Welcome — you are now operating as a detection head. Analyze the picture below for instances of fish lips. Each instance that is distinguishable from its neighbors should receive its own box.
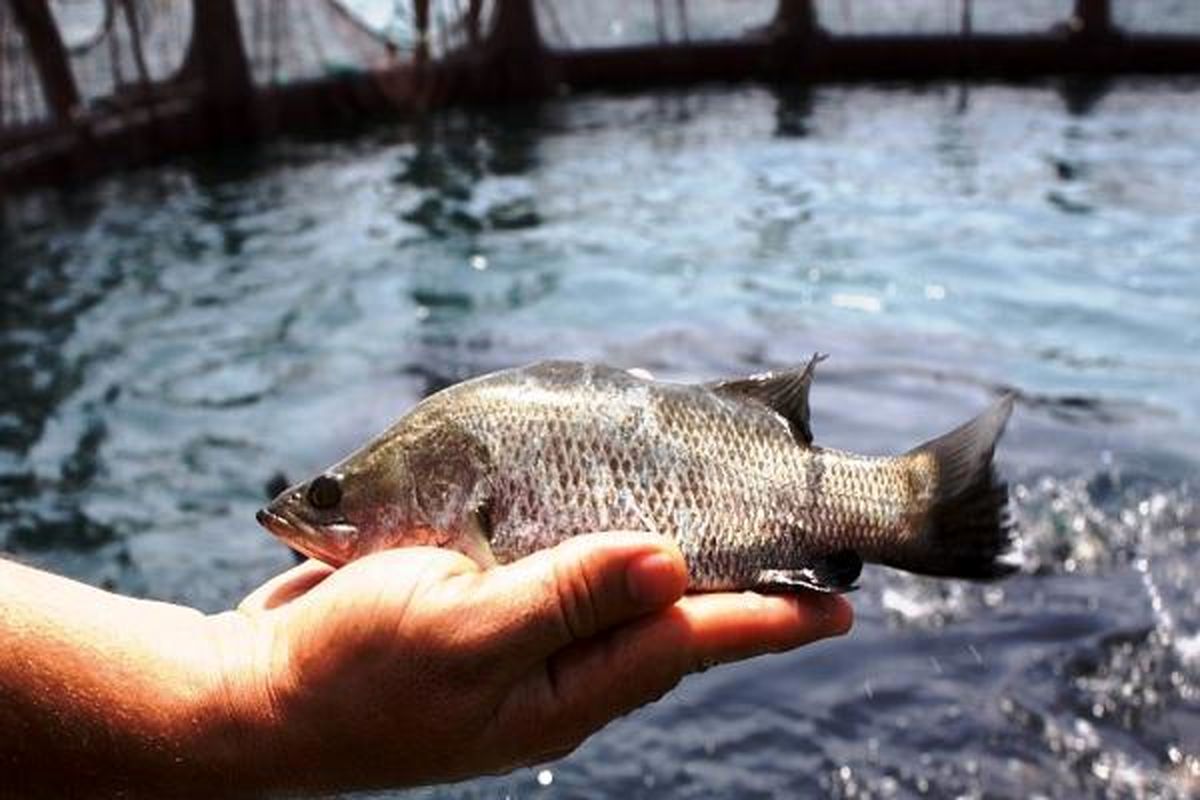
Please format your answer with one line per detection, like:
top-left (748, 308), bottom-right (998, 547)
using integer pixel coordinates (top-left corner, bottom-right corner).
top-left (256, 506), bottom-right (359, 567)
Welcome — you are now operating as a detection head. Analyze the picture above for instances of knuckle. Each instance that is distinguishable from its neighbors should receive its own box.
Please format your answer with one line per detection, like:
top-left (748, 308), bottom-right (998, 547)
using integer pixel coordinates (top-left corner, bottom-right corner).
top-left (549, 553), bottom-right (600, 642)
top-left (654, 613), bottom-right (701, 681)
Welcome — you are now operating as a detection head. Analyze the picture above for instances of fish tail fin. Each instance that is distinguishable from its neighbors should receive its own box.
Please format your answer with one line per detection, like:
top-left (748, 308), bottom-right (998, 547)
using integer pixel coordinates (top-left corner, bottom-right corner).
top-left (884, 394), bottom-right (1018, 580)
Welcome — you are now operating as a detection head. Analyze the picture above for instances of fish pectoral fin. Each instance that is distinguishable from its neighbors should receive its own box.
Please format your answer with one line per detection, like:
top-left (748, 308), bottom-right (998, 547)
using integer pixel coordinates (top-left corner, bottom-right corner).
top-left (752, 550), bottom-right (862, 594)
top-left (709, 352), bottom-right (827, 445)
top-left (460, 506), bottom-right (499, 569)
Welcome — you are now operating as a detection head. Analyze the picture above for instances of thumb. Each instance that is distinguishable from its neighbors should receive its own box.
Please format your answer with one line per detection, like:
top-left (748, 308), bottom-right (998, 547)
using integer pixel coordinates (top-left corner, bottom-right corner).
top-left (471, 532), bottom-right (688, 664)
top-left (238, 559), bottom-right (335, 614)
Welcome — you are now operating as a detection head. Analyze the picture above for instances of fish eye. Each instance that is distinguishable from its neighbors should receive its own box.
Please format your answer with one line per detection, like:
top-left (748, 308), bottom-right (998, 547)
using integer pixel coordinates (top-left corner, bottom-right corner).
top-left (307, 475), bottom-right (342, 510)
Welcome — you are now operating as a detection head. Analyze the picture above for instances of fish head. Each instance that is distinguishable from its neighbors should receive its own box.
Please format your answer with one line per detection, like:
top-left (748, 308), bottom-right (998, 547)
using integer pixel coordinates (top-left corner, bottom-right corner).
top-left (257, 416), bottom-right (493, 566)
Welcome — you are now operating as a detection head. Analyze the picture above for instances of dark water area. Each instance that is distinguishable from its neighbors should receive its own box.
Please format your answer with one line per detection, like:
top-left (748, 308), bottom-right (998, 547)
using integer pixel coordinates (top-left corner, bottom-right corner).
top-left (2, 80), bottom-right (1198, 798)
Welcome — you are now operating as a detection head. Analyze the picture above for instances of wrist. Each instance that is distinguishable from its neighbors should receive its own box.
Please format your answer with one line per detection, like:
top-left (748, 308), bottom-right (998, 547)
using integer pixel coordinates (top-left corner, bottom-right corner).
top-left (187, 610), bottom-right (289, 796)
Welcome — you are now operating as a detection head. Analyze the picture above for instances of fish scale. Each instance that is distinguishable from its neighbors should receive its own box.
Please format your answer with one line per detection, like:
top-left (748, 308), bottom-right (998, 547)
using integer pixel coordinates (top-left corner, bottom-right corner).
top-left (409, 364), bottom-right (927, 587)
top-left (259, 357), bottom-right (1017, 592)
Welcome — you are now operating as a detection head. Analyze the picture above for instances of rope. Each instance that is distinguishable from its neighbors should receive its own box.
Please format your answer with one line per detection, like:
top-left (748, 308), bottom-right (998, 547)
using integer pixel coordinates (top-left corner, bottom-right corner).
top-left (118, 0), bottom-right (152, 91)
top-left (324, 0), bottom-right (399, 56)
top-left (66, 0), bottom-right (117, 56)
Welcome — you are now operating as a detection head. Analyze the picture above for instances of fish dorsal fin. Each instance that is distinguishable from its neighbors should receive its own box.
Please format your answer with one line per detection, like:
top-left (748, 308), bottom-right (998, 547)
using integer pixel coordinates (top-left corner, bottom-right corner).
top-left (711, 353), bottom-right (827, 445)
top-left (907, 393), bottom-right (1015, 500)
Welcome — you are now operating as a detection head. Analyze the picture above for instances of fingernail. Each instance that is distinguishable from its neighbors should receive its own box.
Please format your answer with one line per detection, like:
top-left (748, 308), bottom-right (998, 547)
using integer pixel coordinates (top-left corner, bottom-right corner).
top-left (626, 552), bottom-right (685, 608)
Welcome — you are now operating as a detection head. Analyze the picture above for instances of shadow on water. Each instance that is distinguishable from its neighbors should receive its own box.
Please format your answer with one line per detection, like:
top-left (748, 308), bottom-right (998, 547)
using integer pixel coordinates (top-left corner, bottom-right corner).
top-left (772, 85), bottom-right (815, 139)
top-left (1058, 76), bottom-right (1115, 118)
top-left (394, 104), bottom-right (547, 240)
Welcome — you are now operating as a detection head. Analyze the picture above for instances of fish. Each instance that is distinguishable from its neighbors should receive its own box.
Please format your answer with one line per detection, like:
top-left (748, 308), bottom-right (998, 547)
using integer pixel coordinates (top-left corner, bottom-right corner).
top-left (257, 356), bottom-right (1017, 592)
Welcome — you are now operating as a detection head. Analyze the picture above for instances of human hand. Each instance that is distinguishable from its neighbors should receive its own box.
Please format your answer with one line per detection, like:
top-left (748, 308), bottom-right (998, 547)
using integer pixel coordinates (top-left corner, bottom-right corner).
top-left (216, 533), bottom-right (853, 793)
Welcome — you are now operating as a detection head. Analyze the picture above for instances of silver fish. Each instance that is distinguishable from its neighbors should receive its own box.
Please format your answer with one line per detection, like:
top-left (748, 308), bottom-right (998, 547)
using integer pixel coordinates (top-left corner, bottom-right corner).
top-left (257, 357), bottom-right (1016, 592)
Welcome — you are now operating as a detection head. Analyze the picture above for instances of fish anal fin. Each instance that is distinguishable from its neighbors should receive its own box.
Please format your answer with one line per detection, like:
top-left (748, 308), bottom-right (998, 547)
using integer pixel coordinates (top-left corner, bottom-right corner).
top-left (752, 550), bottom-right (862, 594)
top-left (711, 353), bottom-right (827, 445)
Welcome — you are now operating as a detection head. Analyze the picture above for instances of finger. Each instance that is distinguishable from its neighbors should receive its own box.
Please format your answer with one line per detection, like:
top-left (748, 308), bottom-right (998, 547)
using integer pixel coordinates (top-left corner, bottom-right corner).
top-left (514, 591), bottom-right (852, 749)
top-left (238, 559), bottom-right (335, 613)
top-left (669, 590), bottom-right (853, 663)
top-left (467, 532), bottom-right (688, 665)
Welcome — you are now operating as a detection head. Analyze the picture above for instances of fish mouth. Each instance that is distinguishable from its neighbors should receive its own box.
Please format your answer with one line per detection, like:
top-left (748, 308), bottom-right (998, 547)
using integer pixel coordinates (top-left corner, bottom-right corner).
top-left (256, 506), bottom-right (357, 567)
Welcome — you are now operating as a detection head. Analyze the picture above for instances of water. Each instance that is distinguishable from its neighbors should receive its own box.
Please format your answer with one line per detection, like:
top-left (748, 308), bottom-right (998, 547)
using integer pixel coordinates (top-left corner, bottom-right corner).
top-left (2, 80), bottom-right (1198, 797)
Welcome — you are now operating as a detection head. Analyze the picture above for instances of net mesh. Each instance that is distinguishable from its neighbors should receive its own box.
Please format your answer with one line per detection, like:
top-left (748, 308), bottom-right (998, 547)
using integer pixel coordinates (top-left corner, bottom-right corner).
top-left (813, 1), bottom-right (1075, 35)
top-left (1, 2), bottom-right (50, 128)
top-left (237, 0), bottom-right (391, 86)
top-left (1113, 1), bottom-right (1200, 34)
top-left (537, 1), bottom-right (776, 48)
top-left (52, 0), bottom-right (192, 107)
top-left (0, 2), bottom-right (1195, 155)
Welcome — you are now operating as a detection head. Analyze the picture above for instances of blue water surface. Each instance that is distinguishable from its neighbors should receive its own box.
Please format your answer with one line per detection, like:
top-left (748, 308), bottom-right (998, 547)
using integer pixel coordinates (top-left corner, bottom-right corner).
top-left (2, 80), bottom-right (1198, 797)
